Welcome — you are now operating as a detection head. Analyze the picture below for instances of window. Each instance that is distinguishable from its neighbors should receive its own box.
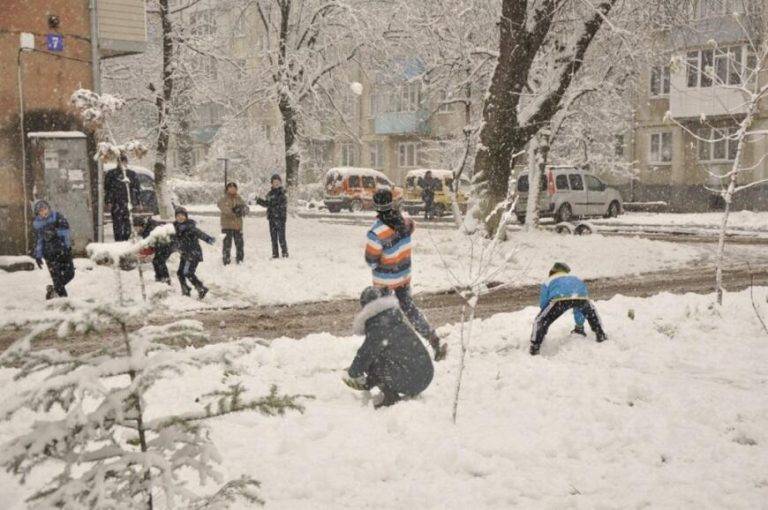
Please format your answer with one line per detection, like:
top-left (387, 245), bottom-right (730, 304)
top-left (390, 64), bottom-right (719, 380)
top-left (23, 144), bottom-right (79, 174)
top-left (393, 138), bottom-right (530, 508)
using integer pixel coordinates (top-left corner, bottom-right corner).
top-left (233, 14), bottom-right (246, 38)
top-left (375, 176), bottom-right (391, 188)
top-left (438, 90), bottom-right (457, 113)
top-left (585, 175), bottom-right (604, 192)
top-left (348, 175), bottom-right (361, 188)
top-left (397, 142), bottom-right (419, 168)
top-left (340, 143), bottom-right (357, 166)
top-left (555, 174), bottom-right (570, 190)
top-left (569, 174), bottom-right (584, 190)
top-left (377, 82), bottom-right (422, 114)
top-left (686, 46), bottom-right (745, 88)
top-left (697, 0), bottom-right (746, 18)
top-left (516, 175), bottom-right (547, 192)
top-left (614, 134), bottom-right (625, 157)
top-left (362, 176), bottom-right (376, 189)
top-left (369, 92), bottom-right (379, 117)
top-left (649, 132), bottom-right (673, 163)
top-left (234, 58), bottom-right (246, 80)
top-left (191, 9), bottom-right (216, 36)
top-left (698, 127), bottom-right (738, 161)
top-left (368, 142), bottom-right (384, 168)
top-left (650, 65), bottom-right (670, 96)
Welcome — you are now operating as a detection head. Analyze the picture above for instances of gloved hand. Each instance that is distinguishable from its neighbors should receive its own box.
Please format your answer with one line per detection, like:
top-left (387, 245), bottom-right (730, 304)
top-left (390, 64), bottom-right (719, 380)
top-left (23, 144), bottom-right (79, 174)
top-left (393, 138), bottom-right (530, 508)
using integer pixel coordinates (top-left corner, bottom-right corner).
top-left (206, 238), bottom-right (216, 246)
top-left (342, 374), bottom-right (368, 391)
top-left (35, 258), bottom-right (44, 269)
top-left (571, 325), bottom-right (586, 336)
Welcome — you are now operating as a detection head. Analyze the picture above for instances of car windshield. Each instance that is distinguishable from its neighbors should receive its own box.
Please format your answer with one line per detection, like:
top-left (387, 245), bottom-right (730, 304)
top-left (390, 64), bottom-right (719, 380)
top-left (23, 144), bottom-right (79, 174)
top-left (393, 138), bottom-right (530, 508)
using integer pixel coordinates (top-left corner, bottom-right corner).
top-left (517, 175), bottom-right (547, 192)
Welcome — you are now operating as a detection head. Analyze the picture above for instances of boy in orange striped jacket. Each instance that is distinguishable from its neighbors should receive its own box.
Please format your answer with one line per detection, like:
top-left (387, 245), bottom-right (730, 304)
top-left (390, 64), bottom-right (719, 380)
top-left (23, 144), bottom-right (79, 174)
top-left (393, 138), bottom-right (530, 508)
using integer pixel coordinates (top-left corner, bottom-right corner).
top-left (365, 188), bottom-right (447, 361)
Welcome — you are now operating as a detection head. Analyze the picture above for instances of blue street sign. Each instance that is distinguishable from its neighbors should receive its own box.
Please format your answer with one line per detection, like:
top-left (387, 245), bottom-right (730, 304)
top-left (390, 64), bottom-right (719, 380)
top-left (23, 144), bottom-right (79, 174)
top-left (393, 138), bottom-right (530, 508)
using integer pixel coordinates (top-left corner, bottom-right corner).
top-left (46, 34), bottom-right (64, 52)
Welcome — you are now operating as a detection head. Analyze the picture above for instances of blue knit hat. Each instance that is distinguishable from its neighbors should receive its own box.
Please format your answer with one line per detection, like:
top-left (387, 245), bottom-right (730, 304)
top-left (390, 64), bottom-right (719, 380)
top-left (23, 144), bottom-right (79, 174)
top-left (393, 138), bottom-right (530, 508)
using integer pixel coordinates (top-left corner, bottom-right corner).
top-left (33, 200), bottom-right (51, 216)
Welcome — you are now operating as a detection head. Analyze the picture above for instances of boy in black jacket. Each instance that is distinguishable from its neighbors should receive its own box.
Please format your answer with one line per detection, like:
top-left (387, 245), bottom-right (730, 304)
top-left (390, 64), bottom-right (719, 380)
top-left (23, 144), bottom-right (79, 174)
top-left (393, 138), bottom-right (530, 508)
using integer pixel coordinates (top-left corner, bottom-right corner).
top-left (256, 174), bottom-right (288, 258)
top-left (172, 207), bottom-right (215, 298)
top-left (133, 216), bottom-right (174, 284)
top-left (343, 286), bottom-right (434, 408)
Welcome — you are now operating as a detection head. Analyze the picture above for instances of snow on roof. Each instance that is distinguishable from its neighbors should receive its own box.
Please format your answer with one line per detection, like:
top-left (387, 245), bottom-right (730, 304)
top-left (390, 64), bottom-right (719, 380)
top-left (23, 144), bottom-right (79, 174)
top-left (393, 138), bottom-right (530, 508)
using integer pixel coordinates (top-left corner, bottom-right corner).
top-left (104, 163), bottom-right (154, 178)
top-left (326, 167), bottom-right (391, 181)
top-left (405, 168), bottom-right (453, 178)
top-left (27, 131), bottom-right (87, 139)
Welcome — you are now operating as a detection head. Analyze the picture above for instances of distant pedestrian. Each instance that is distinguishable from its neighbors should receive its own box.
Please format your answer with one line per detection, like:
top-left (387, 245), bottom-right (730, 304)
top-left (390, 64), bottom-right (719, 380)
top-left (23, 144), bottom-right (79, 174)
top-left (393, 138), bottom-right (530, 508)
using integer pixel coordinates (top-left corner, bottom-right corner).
top-left (365, 188), bottom-right (447, 361)
top-left (256, 174), bottom-right (288, 258)
top-left (217, 182), bottom-right (249, 265)
top-left (172, 207), bottom-right (215, 298)
top-left (418, 170), bottom-right (438, 221)
top-left (32, 200), bottom-right (75, 299)
top-left (133, 216), bottom-right (174, 284)
top-left (343, 286), bottom-right (434, 408)
top-left (105, 153), bottom-right (141, 241)
top-left (530, 262), bottom-right (608, 356)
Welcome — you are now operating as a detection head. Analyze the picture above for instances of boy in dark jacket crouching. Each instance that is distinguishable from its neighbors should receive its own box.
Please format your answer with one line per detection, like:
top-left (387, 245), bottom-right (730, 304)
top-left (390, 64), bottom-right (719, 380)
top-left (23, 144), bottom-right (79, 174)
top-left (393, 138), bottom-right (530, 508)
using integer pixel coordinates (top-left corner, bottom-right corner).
top-left (343, 286), bottom-right (434, 408)
top-left (32, 200), bottom-right (75, 299)
top-left (173, 207), bottom-right (215, 298)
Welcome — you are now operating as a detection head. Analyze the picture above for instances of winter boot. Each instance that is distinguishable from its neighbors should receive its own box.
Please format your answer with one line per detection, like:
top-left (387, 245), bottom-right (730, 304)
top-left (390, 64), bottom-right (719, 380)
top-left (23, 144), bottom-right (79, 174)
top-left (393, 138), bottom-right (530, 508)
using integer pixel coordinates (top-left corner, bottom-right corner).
top-left (180, 284), bottom-right (192, 297)
top-left (196, 284), bottom-right (209, 300)
top-left (374, 389), bottom-right (401, 409)
top-left (571, 325), bottom-right (586, 336)
top-left (529, 344), bottom-right (540, 356)
top-left (428, 334), bottom-right (448, 362)
top-left (160, 277), bottom-right (172, 286)
top-left (45, 285), bottom-right (55, 300)
top-left (596, 332), bottom-right (608, 343)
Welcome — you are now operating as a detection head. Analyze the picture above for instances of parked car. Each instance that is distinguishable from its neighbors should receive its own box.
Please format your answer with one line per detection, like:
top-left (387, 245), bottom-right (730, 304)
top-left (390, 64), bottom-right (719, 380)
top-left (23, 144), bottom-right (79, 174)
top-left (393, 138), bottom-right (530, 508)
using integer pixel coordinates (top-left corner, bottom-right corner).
top-left (514, 166), bottom-right (622, 223)
top-left (323, 167), bottom-right (403, 213)
top-left (103, 163), bottom-right (159, 216)
top-left (401, 169), bottom-right (470, 217)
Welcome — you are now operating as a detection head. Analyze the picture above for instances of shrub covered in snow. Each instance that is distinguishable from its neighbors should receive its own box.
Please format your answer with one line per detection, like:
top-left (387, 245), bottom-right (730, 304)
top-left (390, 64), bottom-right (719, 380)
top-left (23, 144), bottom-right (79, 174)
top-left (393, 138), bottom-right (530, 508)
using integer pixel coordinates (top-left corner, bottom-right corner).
top-left (0, 297), bottom-right (307, 508)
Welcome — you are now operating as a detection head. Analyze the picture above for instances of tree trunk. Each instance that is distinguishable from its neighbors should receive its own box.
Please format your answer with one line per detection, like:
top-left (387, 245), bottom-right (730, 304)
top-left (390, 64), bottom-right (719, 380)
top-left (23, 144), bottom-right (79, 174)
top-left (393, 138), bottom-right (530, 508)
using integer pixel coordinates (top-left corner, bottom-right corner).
top-left (155, 0), bottom-right (175, 219)
top-left (279, 95), bottom-right (301, 190)
top-left (473, 0), bottom-right (617, 234)
top-left (524, 138), bottom-right (541, 231)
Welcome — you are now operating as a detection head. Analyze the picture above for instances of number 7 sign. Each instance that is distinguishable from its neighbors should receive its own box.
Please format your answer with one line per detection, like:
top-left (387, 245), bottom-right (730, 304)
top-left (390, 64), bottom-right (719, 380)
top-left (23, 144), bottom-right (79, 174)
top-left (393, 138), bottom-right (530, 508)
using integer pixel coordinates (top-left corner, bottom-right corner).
top-left (46, 34), bottom-right (64, 52)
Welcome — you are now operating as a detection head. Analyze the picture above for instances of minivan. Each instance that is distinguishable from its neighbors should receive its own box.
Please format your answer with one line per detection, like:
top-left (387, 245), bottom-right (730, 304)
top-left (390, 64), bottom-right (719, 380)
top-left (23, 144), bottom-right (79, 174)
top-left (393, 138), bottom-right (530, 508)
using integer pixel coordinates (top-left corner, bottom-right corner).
top-left (323, 167), bottom-right (403, 212)
top-left (514, 166), bottom-right (622, 223)
top-left (402, 169), bottom-right (470, 217)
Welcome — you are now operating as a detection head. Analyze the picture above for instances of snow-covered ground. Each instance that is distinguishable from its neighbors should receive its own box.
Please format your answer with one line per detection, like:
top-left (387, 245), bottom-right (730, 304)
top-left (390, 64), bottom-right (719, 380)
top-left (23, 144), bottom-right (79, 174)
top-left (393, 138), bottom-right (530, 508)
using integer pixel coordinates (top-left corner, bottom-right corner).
top-left (1, 215), bottom-right (761, 326)
top-left (601, 211), bottom-right (768, 232)
top-left (0, 215), bottom-right (734, 325)
top-left (1, 289), bottom-right (766, 508)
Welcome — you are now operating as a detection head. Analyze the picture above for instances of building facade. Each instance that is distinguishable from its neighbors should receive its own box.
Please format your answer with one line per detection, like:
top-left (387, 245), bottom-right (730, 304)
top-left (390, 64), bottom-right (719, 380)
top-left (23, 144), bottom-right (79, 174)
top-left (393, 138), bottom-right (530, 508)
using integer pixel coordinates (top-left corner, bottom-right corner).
top-left (632, 1), bottom-right (768, 212)
top-left (0, 0), bottom-right (146, 255)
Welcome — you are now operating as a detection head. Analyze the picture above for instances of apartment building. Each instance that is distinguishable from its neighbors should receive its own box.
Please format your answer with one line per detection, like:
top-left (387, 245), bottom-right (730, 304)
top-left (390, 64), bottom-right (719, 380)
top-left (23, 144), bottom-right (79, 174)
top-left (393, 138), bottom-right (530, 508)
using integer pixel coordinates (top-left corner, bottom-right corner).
top-left (632, 0), bottom-right (768, 211)
top-left (0, 0), bottom-right (147, 255)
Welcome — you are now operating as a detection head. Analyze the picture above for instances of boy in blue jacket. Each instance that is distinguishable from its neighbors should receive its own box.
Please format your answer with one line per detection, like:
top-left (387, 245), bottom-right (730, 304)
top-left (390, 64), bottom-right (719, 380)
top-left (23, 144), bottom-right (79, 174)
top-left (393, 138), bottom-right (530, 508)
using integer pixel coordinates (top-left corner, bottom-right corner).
top-left (530, 262), bottom-right (607, 355)
top-left (32, 200), bottom-right (76, 299)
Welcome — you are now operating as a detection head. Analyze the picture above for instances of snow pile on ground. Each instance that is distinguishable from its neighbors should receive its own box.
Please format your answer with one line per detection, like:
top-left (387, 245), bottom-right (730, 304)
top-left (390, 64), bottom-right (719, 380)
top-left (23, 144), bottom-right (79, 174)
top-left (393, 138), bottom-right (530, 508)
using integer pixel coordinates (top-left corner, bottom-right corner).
top-left (602, 211), bottom-right (768, 232)
top-left (1, 289), bottom-right (766, 508)
top-left (0, 216), bottom-right (746, 324)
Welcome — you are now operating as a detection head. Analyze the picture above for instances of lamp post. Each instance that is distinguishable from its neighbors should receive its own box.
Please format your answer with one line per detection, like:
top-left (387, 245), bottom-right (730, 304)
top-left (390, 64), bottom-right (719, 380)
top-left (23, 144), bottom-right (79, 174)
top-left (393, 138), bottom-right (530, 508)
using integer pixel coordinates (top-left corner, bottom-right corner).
top-left (18, 34), bottom-right (35, 254)
top-left (218, 157), bottom-right (229, 189)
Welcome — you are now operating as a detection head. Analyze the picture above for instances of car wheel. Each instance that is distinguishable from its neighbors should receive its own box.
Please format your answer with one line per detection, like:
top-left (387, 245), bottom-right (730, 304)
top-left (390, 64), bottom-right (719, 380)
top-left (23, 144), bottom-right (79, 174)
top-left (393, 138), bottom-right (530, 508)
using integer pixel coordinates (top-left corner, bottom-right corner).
top-left (606, 201), bottom-right (621, 218)
top-left (350, 199), bottom-right (363, 212)
top-left (555, 203), bottom-right (572, 223)
top-left (328, 205), bottom-right (340, 213)
top-left (516, 214), bottom-right (526, 224)
top-left (434, 204), bottom-right (446, 217)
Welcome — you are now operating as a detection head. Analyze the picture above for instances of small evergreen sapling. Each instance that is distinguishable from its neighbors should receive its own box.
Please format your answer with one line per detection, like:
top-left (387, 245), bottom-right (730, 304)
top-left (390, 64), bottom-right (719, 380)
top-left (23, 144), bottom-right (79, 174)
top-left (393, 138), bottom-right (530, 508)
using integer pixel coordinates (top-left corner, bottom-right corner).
top-left (0, 298), bottom-right (306, 508)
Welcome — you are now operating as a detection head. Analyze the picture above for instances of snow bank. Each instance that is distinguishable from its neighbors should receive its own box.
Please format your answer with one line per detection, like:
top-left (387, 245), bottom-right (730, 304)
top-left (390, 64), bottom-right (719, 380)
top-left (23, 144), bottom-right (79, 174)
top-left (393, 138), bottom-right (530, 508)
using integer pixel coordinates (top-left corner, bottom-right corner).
top-left (1, 290), bottom-right (766, 508)
top-left (603, 211), bottom-right (768, 232)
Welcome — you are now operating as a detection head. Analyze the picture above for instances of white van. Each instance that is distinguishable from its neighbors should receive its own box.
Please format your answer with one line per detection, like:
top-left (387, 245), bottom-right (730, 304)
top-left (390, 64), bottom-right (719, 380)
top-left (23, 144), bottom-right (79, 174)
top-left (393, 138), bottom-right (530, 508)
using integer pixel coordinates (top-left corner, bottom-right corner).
top-left (514, 166), bottom-right (623, 223)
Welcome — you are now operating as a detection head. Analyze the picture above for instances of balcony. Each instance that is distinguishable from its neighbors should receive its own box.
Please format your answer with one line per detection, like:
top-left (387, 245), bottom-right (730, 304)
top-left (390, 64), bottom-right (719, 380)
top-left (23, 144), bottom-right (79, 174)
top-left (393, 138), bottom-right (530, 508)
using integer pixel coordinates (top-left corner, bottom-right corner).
top-left (98, 0), bottom-right (147, 57)
top-left (374, 111), bottom-right (429, 135)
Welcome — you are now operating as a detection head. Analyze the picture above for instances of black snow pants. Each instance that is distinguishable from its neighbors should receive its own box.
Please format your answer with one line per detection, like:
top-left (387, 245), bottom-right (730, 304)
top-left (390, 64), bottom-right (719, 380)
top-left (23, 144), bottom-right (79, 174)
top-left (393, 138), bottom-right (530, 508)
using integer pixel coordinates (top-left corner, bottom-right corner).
top-left (153, 245), bottom-right (172, 282)
top-left (222, 229), bottom-right (244, 263)
top-left (47, 255), bottom-right (75, 297)
top-left (393, 286), bottom-right (435, 340)
top-left (177, 256), bottom-right (204, 292)
top-left (530, 299), bottom-right (605, 350)
top-left (111, 207), bottom-right (132, 242)
top-left (269, 219), bottom-right (288, 258)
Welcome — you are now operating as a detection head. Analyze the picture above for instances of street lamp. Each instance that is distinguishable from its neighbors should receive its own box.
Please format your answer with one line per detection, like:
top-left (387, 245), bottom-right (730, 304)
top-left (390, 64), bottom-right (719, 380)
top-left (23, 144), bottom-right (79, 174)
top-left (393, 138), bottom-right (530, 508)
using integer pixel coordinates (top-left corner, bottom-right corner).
top-left (218, 157), bottom-right (229, 189)
top-left (18, 33), bottom-right (35, 253)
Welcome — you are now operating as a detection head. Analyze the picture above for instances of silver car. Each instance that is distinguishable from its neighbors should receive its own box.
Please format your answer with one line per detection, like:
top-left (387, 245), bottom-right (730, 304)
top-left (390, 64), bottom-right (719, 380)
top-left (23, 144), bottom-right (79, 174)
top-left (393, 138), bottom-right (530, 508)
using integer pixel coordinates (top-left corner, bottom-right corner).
top-left (514, 166), bottom-right (623, 223)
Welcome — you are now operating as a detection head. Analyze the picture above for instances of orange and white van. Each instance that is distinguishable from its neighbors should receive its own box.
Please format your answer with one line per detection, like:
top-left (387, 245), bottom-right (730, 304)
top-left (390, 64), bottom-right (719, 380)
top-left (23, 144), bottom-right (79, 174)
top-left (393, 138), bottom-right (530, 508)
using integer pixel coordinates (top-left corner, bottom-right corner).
top-left (323, 167), bottom-right (403, 213)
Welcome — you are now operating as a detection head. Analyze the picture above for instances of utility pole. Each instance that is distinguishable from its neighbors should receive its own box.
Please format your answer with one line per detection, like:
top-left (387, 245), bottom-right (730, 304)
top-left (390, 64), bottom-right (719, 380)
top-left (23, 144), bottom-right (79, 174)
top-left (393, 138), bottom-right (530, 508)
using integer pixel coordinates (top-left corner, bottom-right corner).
top-left (89, 0), bottom-right (104, 242)
top-left (218, 158), bottom-right (229, 188)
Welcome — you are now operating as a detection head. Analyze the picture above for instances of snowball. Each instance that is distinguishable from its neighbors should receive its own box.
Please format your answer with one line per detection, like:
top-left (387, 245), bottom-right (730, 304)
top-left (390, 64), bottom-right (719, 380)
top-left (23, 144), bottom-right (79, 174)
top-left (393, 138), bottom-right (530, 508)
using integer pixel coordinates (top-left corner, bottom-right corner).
top-left (350, 82), bottom-right (364, 96)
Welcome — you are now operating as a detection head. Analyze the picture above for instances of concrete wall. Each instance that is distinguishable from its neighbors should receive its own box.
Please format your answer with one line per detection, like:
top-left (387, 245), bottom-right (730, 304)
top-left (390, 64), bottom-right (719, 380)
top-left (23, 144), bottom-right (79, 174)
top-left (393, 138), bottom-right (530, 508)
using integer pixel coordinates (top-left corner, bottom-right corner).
top-left (0, 0), bottom-right (94, 255)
